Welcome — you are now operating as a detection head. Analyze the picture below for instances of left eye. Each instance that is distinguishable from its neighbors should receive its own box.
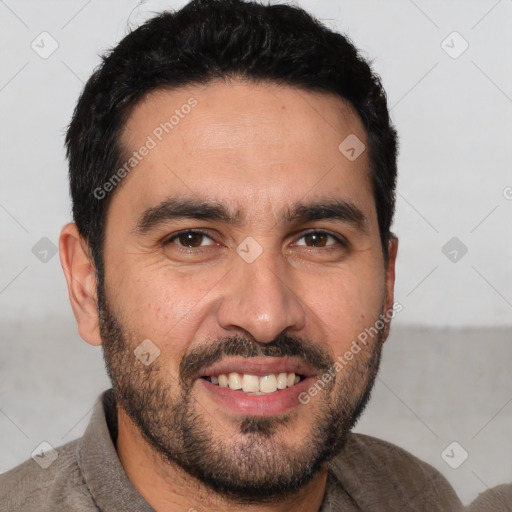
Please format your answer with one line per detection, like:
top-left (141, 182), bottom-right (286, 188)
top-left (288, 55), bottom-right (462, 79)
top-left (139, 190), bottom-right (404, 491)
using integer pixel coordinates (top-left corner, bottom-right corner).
top-left (166, 231), bottom-right (215, 248)
top-left (294, 232), bottom-right (341, 248)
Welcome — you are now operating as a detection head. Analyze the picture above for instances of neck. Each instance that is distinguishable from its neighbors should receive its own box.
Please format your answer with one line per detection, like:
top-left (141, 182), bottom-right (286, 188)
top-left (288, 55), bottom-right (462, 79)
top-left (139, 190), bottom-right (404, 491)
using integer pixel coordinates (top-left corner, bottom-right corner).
top-left (116, 407), bottom-right (329, 512)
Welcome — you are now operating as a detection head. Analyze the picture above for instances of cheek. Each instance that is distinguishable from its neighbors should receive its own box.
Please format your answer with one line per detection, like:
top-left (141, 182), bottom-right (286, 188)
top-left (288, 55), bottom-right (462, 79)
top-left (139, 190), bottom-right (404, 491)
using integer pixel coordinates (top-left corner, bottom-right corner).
top-left (303, 265), bottom-right (385, 345)
top-left (109, 263), bottom-right (224, 348)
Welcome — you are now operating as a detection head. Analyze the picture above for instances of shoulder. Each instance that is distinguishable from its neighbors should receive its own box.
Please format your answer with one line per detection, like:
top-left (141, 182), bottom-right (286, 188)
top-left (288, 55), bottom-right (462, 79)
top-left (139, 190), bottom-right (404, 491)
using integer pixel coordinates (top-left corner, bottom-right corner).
top-left (0, 439), bottom-right (94, 512)
top-left (466, 484), bottom-right (512, 512)
top-left (327, 432), bottom-right (463, 511)
top-left (338, 432), bottom-right (441, 472)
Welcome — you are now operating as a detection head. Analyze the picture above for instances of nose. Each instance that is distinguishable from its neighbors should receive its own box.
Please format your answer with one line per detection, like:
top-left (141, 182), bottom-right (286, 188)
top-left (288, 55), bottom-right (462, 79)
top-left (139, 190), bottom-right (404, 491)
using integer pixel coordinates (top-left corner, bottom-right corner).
top-left (216, 251), bottom-right (306, 343)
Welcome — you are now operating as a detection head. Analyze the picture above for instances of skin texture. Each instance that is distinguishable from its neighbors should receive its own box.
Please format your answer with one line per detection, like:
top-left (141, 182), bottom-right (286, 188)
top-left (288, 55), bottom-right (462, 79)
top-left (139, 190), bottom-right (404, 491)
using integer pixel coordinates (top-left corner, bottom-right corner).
top-left (60, 79), bottom-right (398, 512)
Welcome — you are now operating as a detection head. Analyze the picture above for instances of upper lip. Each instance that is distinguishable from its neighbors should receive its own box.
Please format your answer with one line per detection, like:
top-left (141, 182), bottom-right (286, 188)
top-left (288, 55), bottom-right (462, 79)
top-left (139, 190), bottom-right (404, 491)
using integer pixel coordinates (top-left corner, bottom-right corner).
top-left (197, 357), bottom-right (318, 379)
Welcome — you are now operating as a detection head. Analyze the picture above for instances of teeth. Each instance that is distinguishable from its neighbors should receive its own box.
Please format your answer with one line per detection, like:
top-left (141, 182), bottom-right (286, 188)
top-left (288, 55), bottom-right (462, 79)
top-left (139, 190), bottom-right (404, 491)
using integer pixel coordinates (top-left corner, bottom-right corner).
top-left (228, 372), bottom-right (243, 390)
top-left (242, 374), bottom-right (259, 392)
top-left (259, 375), bottom-right (278, 393)
top-left (206, 372), bottom-right (303, 393)
top-left (277, 372), bottom-right (288, 389)
top-left (218, 374), bottom-right (229, 388)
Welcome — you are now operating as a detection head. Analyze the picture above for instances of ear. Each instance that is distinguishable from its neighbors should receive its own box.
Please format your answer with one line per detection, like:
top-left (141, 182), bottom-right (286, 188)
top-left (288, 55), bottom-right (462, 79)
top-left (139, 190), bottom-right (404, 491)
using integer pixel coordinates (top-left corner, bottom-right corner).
top-left (382, 235), bottom-right (399, 343)
top-left (59, 223), bottom-right (102, 346)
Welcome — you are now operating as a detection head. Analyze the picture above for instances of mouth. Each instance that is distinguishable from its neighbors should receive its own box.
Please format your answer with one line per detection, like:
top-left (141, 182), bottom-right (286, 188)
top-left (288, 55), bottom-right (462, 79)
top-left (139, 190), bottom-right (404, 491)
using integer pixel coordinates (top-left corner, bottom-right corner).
top-left (201, 372), bottom-right (306, 395)
top-left (195, 357), bottom-right (318, 416)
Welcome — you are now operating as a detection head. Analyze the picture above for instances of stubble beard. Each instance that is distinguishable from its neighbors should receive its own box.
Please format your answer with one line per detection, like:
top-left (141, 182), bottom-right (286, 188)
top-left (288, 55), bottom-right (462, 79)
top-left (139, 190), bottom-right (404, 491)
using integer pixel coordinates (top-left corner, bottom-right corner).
top-left (97, 281), bottom-right (384, 505)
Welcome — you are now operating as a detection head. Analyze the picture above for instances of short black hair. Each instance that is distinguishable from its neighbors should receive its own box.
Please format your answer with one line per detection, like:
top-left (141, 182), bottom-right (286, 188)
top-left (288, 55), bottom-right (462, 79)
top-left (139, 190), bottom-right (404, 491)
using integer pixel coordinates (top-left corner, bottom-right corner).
top-left (66, 0), bottom-right (398, 279)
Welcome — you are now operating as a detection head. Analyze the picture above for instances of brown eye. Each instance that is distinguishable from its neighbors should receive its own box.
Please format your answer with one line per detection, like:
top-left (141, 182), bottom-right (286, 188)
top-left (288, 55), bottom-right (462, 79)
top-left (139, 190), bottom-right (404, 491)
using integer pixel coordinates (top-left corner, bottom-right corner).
top-left (295, 231), bottom-right (341, 248)
top-left (167, 231), bottom-right (214, 248)
top-left (304, 232), bottom-right (328, 247)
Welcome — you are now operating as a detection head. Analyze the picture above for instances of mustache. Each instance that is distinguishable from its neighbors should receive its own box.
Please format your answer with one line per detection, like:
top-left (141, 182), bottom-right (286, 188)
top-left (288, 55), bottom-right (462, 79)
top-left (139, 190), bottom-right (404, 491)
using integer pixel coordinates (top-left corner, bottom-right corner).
top-left (179, 332), bottom-right (334, 387)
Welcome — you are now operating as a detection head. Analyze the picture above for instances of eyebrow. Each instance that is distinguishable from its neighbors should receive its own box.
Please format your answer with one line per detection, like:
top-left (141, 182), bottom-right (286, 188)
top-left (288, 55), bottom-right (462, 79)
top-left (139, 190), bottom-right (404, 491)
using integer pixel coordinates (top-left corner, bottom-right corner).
top-left (134, 196), bottom-right (368, 235)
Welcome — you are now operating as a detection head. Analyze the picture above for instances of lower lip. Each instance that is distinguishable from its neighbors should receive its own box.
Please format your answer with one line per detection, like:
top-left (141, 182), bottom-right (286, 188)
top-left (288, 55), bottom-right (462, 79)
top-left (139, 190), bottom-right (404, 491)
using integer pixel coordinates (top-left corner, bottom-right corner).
top-left (197, 377), bottom-right (315, 416)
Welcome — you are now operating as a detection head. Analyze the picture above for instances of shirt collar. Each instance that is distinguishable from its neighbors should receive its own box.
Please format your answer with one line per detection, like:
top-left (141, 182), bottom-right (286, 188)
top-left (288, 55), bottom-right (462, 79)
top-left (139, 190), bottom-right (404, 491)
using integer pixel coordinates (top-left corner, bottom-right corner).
top-left (76, 389), bottom-right (155, 512)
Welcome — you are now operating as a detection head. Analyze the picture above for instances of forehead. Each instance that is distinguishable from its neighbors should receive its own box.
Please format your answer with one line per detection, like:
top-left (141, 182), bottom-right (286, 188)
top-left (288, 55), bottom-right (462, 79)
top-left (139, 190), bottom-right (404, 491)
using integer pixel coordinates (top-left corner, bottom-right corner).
top-left (112, 79), bottom-right (375, 229)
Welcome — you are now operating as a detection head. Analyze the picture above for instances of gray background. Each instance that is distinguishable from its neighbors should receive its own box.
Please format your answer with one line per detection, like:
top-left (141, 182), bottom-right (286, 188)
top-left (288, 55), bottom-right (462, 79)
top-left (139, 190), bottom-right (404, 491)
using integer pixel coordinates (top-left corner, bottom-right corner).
top-left (0, 0), bottom-right (511, 505)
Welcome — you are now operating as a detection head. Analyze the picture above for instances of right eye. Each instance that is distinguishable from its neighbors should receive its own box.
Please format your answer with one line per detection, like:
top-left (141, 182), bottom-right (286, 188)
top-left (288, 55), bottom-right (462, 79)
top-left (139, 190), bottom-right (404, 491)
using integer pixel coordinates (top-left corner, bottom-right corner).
top-left (165, 230), bottom-right (216, 248)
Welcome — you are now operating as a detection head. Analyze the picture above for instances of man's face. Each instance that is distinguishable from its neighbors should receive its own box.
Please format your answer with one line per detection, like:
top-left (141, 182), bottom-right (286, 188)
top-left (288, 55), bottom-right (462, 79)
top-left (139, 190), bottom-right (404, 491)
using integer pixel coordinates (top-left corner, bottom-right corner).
top-left (97, 80), bottom-right (395, 502)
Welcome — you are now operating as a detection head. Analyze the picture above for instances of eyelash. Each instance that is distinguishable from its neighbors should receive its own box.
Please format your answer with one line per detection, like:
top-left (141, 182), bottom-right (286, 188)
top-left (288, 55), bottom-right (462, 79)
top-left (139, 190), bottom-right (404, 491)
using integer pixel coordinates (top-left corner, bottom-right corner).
top-left (164, 229), bottom-right (348, 251)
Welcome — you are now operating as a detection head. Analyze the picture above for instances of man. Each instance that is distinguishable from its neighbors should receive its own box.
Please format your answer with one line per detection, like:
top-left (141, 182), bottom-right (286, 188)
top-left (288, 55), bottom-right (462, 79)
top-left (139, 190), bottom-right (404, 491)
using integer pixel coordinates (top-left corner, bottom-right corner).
top-left (0, 0), bottom-right (464, 510)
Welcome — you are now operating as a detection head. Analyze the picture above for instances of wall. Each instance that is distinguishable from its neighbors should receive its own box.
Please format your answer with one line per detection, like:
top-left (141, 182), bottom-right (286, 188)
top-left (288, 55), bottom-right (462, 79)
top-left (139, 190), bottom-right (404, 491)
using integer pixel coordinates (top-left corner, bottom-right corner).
top-left (1, 0), bottom-right (511, 326)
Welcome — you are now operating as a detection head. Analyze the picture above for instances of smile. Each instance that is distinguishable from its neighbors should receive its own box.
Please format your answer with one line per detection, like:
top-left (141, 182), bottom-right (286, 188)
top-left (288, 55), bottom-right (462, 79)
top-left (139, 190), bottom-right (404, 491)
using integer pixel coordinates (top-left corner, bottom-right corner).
top-left (196, 357), bottom-right (317, 416)
top-left (201, 372), bottom-right (306, 394)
